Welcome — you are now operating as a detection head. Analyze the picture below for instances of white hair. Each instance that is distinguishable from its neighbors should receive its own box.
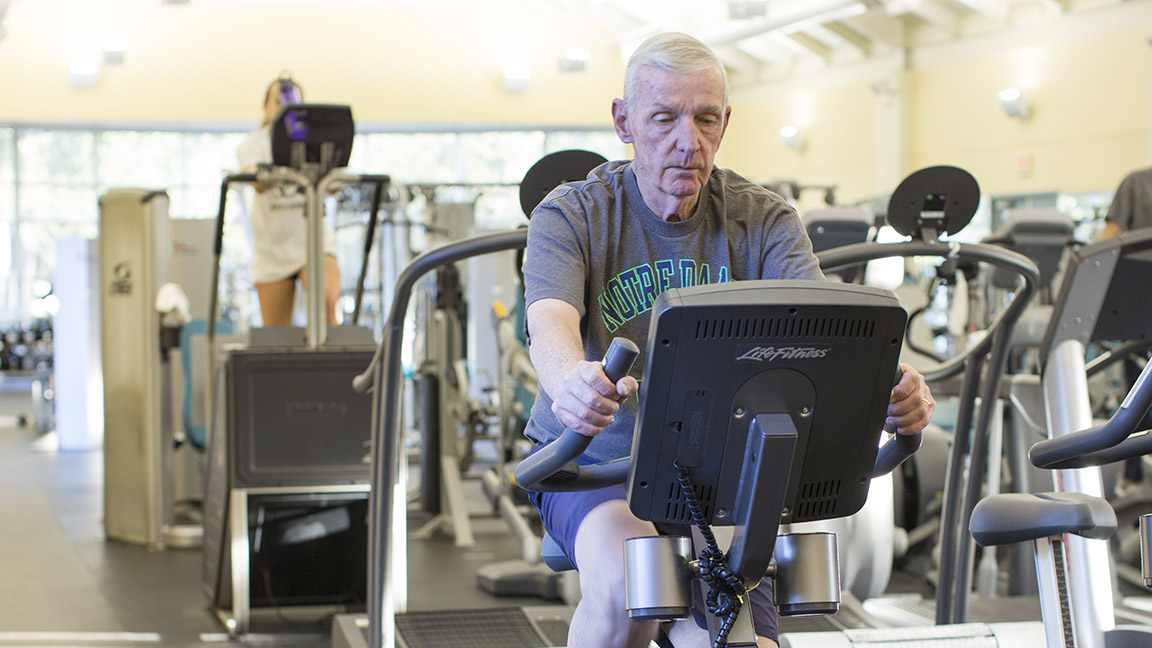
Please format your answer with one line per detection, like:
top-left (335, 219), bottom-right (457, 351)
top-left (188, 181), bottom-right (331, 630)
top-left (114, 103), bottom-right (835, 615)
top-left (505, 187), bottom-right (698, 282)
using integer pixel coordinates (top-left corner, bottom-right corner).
top-left (623, 32), bottom-right (729, 110)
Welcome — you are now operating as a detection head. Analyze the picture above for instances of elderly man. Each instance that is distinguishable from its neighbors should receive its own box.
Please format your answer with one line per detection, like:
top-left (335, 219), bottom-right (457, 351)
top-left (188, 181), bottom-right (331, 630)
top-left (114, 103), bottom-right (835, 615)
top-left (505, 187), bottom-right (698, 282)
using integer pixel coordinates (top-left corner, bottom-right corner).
top-left (521, 32), bottom-right (935, 648)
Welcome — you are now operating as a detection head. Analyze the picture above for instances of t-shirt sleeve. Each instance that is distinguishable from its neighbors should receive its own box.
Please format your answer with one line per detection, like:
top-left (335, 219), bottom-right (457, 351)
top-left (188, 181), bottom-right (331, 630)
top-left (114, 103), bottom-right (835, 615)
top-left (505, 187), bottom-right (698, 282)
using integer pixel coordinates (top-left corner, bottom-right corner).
top-left (523, 190), bottom-right (590, 318)
top-left (760, 202), bottom-right (825, 281)
top-left (1106, 172), bottom-right (1137, 231)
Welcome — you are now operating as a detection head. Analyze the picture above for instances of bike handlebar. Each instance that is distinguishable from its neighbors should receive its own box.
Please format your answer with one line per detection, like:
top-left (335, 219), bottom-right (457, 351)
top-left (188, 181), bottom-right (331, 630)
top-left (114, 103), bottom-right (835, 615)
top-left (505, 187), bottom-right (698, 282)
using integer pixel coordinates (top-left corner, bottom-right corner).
top-left (513, 338), bottom-right (639, 491)
top-left (1030, 360), bottom-right (1152, 470)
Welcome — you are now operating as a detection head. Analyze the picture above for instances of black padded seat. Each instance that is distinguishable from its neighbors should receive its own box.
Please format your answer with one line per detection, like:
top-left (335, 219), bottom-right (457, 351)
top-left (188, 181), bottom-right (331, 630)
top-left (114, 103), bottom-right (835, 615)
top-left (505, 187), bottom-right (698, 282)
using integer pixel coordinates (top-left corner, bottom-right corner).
top-left (970, 491), bottom-right (1117, 546)
top-left (804, 207), bottom-right (873, 251)
top-left (804, 207), bottom-right (873, 282)
top-left (984, 209), bottom-right (1074, 292)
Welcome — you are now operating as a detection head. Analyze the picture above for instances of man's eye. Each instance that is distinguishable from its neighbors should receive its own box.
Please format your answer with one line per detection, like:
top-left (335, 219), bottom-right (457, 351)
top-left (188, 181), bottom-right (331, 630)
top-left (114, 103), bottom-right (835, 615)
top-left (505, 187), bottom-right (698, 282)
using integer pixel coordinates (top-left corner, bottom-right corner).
top-left (653, 114), bottom-right (674, 123)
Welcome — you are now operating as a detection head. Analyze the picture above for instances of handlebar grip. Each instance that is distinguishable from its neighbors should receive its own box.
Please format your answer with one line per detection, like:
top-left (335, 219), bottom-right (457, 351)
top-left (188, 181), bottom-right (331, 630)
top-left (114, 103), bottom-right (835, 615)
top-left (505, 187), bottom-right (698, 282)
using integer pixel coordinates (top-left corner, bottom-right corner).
top-left (513, 337), bottom-right (639, 491)
top-left (602, 338), bottom-right (640, 383)
top-left (873, 431), bottom-right (922, 478)
top-left (871, 365), bottom-right (920, 478)
top-left (1031, 360), bottom-right (1152, 469)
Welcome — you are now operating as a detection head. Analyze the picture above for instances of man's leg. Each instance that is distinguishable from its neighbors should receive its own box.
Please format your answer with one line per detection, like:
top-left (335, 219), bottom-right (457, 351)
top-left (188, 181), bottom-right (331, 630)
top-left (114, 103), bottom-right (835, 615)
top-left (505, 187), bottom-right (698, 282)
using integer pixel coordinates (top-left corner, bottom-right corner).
top-left (535, 487), bottom-right (781, 648)
top-left (568, 499), bottom-right (660, 648)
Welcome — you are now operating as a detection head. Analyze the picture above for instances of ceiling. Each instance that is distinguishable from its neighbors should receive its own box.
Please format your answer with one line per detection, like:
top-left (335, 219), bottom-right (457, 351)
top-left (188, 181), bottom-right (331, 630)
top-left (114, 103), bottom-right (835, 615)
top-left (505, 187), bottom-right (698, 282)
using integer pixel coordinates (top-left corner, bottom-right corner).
top-left (0, 0), bottom-right (1101, 88)
top-left (538, 0), bottom-right (1076, 86)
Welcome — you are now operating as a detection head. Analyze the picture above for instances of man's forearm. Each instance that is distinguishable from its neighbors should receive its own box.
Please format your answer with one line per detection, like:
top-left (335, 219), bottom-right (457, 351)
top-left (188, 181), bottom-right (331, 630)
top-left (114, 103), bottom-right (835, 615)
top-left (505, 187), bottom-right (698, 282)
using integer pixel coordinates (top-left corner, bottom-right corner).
top-left (526, 301), bottom-right (586, 399)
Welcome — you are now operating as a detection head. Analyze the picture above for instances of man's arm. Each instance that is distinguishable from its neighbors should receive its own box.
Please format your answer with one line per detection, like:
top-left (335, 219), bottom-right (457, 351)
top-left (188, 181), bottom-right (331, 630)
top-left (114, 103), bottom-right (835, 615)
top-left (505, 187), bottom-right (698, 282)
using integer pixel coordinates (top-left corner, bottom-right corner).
top-left (526, 298), bottom-right (637, 437)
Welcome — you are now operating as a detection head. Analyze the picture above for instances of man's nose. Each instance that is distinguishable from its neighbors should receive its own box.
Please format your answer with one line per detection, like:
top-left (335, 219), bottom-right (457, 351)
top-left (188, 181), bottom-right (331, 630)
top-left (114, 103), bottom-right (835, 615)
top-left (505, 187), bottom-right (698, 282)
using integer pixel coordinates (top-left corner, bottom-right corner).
top-left (672, 118), bottom-right (702, 152)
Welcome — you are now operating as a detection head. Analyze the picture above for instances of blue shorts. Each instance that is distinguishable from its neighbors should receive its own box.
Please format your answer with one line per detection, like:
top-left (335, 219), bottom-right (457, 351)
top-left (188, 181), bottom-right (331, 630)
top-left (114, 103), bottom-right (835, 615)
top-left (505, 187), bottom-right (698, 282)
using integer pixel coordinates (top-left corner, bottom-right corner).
top-left (527, 484), bottom-right (779, 641)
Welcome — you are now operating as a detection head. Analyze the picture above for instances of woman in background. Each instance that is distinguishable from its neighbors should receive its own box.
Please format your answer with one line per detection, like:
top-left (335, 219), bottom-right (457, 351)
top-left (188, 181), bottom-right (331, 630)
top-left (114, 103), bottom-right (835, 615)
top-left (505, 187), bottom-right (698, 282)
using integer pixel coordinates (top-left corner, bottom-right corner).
top-left (236, 76), bottom-right (341, 326)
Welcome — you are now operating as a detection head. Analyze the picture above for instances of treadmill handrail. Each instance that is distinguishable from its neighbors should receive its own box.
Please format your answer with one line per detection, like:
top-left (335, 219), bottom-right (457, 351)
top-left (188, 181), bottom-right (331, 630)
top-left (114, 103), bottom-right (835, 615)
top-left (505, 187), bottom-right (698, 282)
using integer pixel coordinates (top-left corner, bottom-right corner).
top-left (351, 229), bottom-right (528, 393)
top-left (1030, 359), bottom-right (1152, 469)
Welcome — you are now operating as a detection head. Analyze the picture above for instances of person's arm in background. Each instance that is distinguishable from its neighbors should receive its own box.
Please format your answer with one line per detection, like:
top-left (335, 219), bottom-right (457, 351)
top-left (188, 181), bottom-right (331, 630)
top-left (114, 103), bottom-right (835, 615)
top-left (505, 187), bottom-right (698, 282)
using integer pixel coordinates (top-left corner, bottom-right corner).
top-left (244, 166), bottom-right (273, 194)
top-left (237, 130), bottom-right (273, 194)
top-left (1100, 221), bottom-right (1124, 240)
top-left (1101, 171), bottom-right (1136, 240)
top-left (526, 298), bottom-right (637, 437)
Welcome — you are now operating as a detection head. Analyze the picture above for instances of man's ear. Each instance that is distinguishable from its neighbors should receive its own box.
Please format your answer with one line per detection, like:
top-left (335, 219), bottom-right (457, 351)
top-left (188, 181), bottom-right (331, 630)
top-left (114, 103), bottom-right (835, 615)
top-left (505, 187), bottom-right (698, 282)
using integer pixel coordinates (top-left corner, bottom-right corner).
top-left (720, 105), bottom-right (732, 141)
top-left (612, 98), bottom-right (633, 144)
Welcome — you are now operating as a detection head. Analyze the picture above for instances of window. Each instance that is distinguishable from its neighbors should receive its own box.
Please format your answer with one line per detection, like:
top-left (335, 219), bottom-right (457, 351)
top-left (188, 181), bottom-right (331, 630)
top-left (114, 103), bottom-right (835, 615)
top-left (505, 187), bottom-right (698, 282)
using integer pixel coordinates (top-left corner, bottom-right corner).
top-left (0, 123), bottom-right (625, 330)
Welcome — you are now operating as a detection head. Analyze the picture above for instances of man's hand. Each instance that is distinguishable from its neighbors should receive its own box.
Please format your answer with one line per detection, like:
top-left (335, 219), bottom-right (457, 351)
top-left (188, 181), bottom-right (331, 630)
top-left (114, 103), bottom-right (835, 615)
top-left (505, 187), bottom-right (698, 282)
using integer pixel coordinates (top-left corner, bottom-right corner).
top-left (887, 362), bottom-right (935, 436)
top-left (551, 360), bottom-right (638, 437)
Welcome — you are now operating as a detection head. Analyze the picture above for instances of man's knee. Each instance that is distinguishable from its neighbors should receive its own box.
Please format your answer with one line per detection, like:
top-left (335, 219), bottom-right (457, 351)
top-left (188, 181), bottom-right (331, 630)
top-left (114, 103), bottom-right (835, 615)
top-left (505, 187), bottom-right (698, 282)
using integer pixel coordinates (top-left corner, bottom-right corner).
top-left (574, 499), bottom-right (654, 557)
top-left (573, 499), bottom-right (654, 600)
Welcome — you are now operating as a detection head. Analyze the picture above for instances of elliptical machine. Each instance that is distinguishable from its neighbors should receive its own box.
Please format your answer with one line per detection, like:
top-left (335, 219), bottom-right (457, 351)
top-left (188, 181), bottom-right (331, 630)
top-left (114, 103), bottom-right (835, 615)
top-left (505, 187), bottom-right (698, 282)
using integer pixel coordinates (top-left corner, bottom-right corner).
top-left (972, 227), bottom-right (1152, 648)
top-left (816, 166), bottom-right (1041, 628)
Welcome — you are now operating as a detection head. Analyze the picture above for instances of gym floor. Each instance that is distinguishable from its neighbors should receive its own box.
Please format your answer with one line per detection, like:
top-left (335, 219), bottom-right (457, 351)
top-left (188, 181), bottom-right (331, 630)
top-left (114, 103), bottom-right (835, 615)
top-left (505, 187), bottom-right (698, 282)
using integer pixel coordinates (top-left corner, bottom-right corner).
top-left (0, 391), bottom-right (545, 647)
top-left (0, 385), bottom-right (1025, 648)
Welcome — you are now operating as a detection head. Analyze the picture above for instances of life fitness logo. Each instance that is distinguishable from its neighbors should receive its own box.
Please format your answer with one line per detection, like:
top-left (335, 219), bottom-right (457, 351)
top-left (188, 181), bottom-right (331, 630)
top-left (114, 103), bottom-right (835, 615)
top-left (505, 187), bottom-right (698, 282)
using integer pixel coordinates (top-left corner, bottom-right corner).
top-left (736, 344), bottom-right (831, 363)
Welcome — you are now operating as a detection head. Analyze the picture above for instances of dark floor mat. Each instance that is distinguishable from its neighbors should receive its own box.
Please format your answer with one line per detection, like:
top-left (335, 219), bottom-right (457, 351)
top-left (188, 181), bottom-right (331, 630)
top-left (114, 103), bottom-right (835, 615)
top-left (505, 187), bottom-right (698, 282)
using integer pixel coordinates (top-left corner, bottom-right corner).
top-left (396, 608), bottom-right (552, 648)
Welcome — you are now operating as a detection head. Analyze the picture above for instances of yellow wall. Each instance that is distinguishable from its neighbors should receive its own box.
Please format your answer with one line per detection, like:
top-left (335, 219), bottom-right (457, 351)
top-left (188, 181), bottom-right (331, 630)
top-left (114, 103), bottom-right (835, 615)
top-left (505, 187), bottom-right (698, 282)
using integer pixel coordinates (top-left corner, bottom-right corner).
top-left (723, 7), bottom-right (1152, 204)
top-left (0, 2), bottom-right (625, 127)
top-left (2, 1), bottom-right (1150, 201)
top-left (723, 80), bottom-right (879, 208)
top-left (911, 26), bottom-right (1151, 196)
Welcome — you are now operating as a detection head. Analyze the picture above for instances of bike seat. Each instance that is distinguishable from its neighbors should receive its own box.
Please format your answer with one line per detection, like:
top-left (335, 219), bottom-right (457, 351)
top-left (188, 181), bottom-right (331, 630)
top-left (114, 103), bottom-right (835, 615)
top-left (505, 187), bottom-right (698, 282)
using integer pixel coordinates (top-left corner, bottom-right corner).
top-left (970, 491), bottom-right (1117, 546)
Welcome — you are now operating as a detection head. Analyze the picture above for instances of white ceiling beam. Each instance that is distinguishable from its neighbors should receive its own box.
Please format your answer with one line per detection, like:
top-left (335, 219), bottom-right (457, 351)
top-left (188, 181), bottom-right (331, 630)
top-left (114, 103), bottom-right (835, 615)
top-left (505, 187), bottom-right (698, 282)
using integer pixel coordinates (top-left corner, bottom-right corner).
top-left (843, 10), bottom-right (905, 49)
top-left (736, 36), bottom-right (802, 69)
top-left (787, 32), bottom-right (833, 62)
top-left (952, 0), bottom-right (1008, 25)
top-left (701, 0), bottom-right (864, 47)
top-left (823, 20), bottom-right (874, 56)
top-left (766, 32), bottom-right (822, 58)
top-left (712, 43), bottom-right (769, 75)
top-left (885, 0), bottom-right (958, 36)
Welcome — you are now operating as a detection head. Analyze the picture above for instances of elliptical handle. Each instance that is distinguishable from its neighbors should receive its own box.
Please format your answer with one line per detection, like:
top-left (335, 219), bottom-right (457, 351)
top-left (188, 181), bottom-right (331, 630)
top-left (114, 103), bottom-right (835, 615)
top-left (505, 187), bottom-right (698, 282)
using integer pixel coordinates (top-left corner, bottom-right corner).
top-left (1030, 359), bottom-right (1152, 469)
top-left (513, 337), bottom-right (639, 491)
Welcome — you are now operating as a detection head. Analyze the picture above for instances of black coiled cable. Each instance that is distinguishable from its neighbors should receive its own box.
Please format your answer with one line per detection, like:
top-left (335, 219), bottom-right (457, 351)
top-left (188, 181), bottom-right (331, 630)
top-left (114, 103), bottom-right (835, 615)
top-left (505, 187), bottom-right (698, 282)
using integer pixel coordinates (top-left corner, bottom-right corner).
top-left (675, 465), bottom-right (746, 648)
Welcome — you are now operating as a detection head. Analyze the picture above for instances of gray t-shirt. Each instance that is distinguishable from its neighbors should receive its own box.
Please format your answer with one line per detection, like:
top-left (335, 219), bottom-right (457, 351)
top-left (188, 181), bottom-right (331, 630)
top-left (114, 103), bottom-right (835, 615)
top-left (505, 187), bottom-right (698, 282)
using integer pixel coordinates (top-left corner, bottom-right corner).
top-left (1106, 167), bottom-right (1152, 232)
top-left (522, 160), bottom-right (823, 463)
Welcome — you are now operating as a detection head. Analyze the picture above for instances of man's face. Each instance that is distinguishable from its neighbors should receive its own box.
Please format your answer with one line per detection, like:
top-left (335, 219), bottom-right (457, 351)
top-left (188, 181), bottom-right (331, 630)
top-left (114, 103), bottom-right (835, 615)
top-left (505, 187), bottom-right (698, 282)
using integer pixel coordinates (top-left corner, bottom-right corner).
top-left (614, 64), bottom-right (730, 209)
